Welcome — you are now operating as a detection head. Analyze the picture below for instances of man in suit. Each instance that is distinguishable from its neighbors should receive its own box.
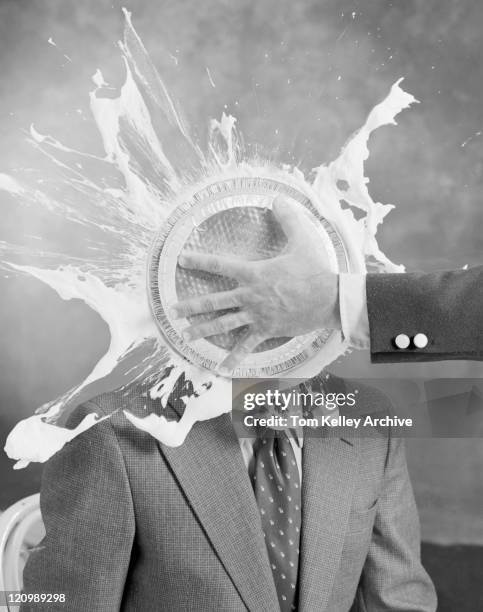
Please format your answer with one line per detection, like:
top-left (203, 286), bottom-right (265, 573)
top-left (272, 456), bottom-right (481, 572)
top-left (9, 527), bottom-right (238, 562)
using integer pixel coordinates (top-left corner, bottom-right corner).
top-left (22, 375), bottom-right (436, 611)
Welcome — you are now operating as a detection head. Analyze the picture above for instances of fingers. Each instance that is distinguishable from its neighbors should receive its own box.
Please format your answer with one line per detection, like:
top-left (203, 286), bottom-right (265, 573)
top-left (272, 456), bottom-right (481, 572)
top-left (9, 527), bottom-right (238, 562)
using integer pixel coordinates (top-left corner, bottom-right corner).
top-left (170, 288), bottom-right (248, 319)
top-left (218, 331), bottom-right (264, 374)
top-left (182, 311), bottom-right (253, 342)
top-left (179, 251), bottom-right (252, 281)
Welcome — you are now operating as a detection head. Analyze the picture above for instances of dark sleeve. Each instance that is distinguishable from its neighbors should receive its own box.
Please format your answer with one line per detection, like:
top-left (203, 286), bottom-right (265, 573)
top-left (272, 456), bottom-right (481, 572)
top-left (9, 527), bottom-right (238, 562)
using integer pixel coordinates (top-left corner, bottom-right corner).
top-left (355, 437), bottom-right (437, 611)
top-left (21, 401), bottom-right (135, 612)
top-left (366, 266), bottom-right (483, 362)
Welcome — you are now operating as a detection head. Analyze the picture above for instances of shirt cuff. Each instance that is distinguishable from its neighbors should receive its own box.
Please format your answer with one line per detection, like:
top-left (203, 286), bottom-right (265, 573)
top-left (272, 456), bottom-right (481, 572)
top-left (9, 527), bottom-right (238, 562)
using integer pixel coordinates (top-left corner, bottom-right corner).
top-left (339, 273), bottom-right (370, 349)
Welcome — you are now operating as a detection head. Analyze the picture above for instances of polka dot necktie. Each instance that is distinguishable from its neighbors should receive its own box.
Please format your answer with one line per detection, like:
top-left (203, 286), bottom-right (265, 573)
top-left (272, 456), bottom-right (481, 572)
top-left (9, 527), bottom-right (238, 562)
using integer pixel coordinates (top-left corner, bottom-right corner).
top-left (252, 431), bottom-right (301, 612)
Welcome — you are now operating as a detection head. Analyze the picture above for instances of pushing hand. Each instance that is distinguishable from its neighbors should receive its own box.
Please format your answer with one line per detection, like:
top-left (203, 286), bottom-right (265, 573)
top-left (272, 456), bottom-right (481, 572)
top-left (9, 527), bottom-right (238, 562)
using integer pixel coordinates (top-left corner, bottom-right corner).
top-left (170, 196), bottom-right (341, 373)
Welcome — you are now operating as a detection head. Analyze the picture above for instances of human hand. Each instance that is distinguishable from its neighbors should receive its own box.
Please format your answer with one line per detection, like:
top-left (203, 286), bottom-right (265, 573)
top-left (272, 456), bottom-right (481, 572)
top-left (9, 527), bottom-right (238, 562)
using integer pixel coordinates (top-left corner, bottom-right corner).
top-left (170, 196), bottom-right (341, 373)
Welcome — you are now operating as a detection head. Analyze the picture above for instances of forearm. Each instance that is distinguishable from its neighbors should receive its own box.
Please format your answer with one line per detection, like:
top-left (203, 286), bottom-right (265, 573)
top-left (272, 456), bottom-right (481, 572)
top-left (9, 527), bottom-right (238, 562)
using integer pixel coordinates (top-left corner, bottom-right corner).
top-left (367, 267), bottom-right (483, 361)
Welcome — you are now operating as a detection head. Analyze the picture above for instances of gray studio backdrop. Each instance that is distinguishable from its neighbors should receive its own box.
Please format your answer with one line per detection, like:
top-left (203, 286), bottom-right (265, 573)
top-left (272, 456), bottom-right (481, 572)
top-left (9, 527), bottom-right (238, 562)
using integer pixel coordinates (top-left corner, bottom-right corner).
top-left (1, 1), bottom-right (482, 608)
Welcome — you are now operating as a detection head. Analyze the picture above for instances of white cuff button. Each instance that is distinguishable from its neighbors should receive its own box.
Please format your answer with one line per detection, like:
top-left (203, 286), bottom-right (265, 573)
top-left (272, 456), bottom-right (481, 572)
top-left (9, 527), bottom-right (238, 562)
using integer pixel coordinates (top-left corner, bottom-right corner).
top-left (395, 333), bottom-right (410, 349)
top-left (413, 333), bottom-right (429, 349)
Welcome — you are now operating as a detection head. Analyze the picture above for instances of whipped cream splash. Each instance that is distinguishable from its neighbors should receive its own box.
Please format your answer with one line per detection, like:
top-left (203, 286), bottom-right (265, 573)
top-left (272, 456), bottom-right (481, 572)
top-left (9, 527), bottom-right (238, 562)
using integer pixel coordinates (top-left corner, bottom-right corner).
top-left (2, 10), bottom-right (416, 467)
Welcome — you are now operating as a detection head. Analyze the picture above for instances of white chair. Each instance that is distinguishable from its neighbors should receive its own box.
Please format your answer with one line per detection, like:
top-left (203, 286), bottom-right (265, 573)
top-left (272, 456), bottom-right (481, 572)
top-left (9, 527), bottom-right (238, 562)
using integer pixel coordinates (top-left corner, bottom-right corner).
top-left (0, 494), bottom-right (44, 610)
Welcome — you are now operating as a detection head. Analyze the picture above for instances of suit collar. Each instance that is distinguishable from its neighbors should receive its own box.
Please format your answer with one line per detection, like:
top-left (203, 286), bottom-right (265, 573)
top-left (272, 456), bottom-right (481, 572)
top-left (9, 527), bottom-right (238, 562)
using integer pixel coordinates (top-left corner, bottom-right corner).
top-left (158, 413), bottom-right (280, 612)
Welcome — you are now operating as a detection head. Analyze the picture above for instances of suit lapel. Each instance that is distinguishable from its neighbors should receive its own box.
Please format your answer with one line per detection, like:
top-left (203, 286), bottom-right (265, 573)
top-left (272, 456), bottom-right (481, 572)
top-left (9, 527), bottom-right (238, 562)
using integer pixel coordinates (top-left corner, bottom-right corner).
top-left (159, 413), bottom-right (280, 612)
top-left (298, 434), bottom-right (359, 612)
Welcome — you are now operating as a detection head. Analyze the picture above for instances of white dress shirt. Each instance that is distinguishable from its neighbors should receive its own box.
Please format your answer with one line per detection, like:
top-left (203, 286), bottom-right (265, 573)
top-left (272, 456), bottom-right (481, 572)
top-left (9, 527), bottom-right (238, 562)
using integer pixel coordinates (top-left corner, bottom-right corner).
top-left (339, 273), bottom-right (370, 348)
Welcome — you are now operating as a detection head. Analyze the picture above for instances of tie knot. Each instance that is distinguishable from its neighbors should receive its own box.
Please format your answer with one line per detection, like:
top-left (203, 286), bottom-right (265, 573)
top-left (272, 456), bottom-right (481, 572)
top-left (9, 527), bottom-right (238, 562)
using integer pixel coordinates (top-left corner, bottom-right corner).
top-left (256, 427), bottom-right (296, 451)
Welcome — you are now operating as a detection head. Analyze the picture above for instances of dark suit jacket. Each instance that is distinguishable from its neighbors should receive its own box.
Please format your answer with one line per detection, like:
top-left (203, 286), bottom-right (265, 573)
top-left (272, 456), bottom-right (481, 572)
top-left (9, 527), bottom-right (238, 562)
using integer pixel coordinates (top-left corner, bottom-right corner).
top-left (22, 381), bottom-right (436, 611)
top-left (367, 266), bottom-right (483, 362)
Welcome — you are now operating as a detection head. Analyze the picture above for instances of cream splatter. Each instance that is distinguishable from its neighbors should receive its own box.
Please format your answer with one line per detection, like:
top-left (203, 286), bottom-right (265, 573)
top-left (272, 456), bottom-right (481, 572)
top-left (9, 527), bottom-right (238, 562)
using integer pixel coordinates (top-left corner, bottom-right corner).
top-left (5, 412), bottom-right (111, 470)
top-left (2, 11), bottom-right (416, 466)
top-left (206, 67), bottom-right (217, 88)
top-left (125, 375), bottom-right (231, 448)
